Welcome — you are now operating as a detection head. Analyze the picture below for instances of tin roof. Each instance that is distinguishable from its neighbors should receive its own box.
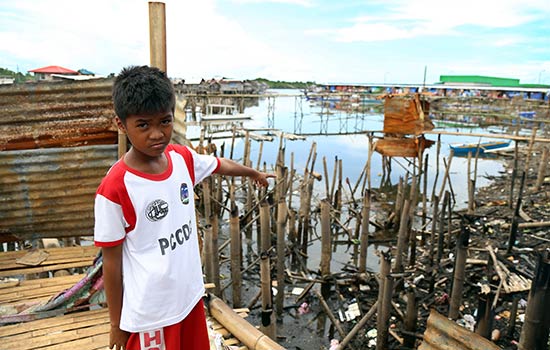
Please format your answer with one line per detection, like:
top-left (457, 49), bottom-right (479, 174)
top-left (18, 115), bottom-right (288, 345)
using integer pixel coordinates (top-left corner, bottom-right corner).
top-left (28, 65), bottom-right (78, 74)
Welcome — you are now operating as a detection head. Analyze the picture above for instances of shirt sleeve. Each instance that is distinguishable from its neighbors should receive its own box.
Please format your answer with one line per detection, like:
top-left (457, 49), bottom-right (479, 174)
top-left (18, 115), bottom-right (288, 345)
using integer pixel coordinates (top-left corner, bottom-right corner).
top-left (188, 147), bottom-right (221, 184)
top-left (94, 194), bottom-right (127, 247)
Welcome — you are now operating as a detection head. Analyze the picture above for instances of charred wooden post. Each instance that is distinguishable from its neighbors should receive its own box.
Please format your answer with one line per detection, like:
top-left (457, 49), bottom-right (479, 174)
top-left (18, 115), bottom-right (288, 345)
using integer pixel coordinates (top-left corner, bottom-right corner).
top-left (260, 251), bottom-right (276, 339)
top-left (507, 171), bottom-right (526, 255)
top-left (376, 251), bottom-right (392, 350)
top-left (507, 296), bottom-right (520, 338)
top-left (475, 291), bottom-right (493, 339)
top-left (230, 204), bottom-right (242, 308)
top-left (394, 177), bottom-right (404, 229)
top-left (421, 153), bottom-right (429, 246)
top-left (275, 200), bottom-right (288, 317)
top-left (430, 134), bottom-right (442, 202)
top-left (408, 172), bottom-right (419, 267)
top-left (436, 191), bottom-right (450, 265)
top-left (323, 156), bottom-right (330, 201)
top-left (509, 140), bottom-right (519, 209)
top-left (377, 275), bottom-right (394, 350)
top-left (518, 251), bottom-right (550, 350)
top-left (404, 288), bottom-right (418, 348)
top-left (449, 216), bottom-right (470, 320)
top-left (429, 195), bottom-right (439, 267)
top-left (359, 191), bottom-right (371, 273)
top-left (320, 199), bottom-right (332, 299)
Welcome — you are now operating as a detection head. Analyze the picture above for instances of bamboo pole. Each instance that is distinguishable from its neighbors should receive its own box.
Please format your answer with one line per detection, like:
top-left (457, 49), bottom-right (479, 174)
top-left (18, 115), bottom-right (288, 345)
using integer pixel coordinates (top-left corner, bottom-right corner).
top-left (475, 291), bottom-right (493, 339)
top-left (276, 200), bottom-right (288, 317)
top-left (404, 288), bottom-right (417, 348)
top-left (535, 147), bottom-right (548, 190)
top-left (436, 191), bottom-right (450, 265)
top-left (207, 294), bottom-right (285, 350)
top-left (210, 215), bottom-right (220, 296)
top-left (358, 191), bottom-right (370, 273)
top-left (260, 252), bottom-right (276, 339)
top-left (320, 199), bottom-right (331, 278)
top-left (260, 200), bottom-right (271, 253)
top-left (148, 2), bottom-right (166, 72)
top-left (230, 204), bottom-right (242, 308)
top-left (377, 275), bottom-right (394, 350)
top-left (376, 251), bottom-right (391, 350)
top-left (449, 218), bottom-right (470, 320)
top-left (421, 153), bottom-right (429, 246)
top-left (394, 200), bottom-right (411, 273)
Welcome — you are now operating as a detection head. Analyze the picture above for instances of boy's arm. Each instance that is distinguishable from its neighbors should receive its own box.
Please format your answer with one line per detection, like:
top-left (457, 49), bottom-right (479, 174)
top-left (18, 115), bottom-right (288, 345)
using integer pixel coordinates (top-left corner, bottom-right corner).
top-left (102, 245), bottom-right (129, 350)
top-left (216, 158), bottom-right (275, 187)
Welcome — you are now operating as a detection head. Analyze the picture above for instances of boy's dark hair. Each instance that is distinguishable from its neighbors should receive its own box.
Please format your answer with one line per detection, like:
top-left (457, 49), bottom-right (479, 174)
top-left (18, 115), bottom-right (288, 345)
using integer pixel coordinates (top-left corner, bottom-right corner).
top-left (112, 65), bottom-right (175, 122)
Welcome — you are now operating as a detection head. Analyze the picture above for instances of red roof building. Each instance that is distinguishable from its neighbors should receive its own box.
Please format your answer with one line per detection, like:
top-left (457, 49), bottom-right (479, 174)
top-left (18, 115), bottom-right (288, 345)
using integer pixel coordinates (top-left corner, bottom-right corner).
top-left (28, 65), bottom-right (78, 82)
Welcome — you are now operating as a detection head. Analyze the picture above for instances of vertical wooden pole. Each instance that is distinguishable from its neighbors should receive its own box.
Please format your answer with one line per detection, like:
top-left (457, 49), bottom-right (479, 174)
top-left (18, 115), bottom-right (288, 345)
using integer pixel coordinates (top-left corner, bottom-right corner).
top-left (260, 252), bottom-right (276, 339)
top-left (421, 153), bottom-right (429, 246)
top-left (449, 217), bottom-right (470, 320)
top-left (535, 147), bottom-right (548, 190)
top-left (230, 204), bottom-right (242, 308)
top-left (210, 214), bottom-right (220, 296)
top-left (518, 251), bottom-right (550, 350)
top-left (377, 251), bottom-right (391, 350)
top-left (358, 191), bottom-right (370, 273)
top-left (403, 288), bottom-right (417, 348)
top-left (275, 200), bottom-right (287, 317)
top-left (320, 199), bottom-right (331, 277)
top-left (394, 200), bottom-right (411, 273)
top-left (148, 2), bottom-right (167, 72)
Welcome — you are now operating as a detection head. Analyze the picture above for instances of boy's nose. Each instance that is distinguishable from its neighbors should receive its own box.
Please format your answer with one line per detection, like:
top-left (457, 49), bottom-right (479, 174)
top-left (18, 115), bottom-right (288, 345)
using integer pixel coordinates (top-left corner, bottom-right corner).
top-left (150, 127), bottom-right (165, 139)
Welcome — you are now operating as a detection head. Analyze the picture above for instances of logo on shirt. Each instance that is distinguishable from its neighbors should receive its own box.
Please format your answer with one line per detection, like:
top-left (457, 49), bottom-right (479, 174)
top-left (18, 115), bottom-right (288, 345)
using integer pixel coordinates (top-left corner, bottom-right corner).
top-left (145, 199), bottom-right (169, 222)
top-left (139, 328), bottom-right (165, 350)
top-left (180, 183), bottom-right (190, 204)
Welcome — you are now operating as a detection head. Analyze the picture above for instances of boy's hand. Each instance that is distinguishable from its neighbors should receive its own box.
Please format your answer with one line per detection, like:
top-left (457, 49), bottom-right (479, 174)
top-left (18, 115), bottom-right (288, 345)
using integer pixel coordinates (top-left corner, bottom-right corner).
top-left (110, 326), bottom-right (129, 350)
top-left (253, 172), bottom-right (276, 187)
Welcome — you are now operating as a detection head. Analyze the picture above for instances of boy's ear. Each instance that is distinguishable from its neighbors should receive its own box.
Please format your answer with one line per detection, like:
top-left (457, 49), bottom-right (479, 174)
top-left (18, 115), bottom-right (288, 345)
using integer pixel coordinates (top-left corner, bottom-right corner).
top-left (114, 117), bottom-right (126, 133)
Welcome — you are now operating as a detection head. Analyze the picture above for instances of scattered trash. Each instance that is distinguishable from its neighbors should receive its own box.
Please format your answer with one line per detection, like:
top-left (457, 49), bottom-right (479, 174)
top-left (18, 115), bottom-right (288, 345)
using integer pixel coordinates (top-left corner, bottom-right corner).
top-left (435, 293), bottom-right (449, 305)
top-left (291, 287), bottom-right (304, 295)
top-left (298, 302), bottom-right (310, 315)
top-left (345, 303), bottom-right (360, 321)
top-left (329, 339), bottom-right (340, 350)
top-left (491, 329), bottom-right (501, 341)
top-left (366, 328), bottom-right (377, 338)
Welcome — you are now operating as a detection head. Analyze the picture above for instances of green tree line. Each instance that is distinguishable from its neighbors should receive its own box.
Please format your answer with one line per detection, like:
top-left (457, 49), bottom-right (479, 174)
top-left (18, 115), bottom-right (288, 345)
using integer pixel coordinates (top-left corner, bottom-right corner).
top-left (0, 67), bottom-right (34, 83)
top-left (254, 78), bottom-right (316, 89)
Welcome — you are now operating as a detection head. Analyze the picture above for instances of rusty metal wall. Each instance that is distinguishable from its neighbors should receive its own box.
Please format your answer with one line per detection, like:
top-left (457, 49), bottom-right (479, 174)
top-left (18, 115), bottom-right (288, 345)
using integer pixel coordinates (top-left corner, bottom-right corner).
top-left (418, 309), bottom-right (500, 350)
top-left (0, 79), bottom-right (118, 151)
top-left (0, 145), bottom-right (117, 241)
top-left (0, 79), bottom-right (120, 241)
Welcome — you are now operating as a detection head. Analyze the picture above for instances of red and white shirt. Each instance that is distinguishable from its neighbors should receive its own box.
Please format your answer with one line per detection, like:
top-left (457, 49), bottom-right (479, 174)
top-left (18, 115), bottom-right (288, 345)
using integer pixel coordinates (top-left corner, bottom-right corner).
top-left (94, 144), bottom-right (220, 333)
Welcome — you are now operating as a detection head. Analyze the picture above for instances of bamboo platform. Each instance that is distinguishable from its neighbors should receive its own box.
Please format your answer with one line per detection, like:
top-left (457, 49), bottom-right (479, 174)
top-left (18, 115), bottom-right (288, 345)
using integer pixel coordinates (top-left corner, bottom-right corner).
top-left (0, 303), bottom-right (252, 350)
top-left (0, 246), bottom-right (99, 278)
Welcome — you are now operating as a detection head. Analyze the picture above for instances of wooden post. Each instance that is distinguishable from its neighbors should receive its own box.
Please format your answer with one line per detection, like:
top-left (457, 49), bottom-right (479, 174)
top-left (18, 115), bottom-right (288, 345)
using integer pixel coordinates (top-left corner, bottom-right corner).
top-left (377, 275), bottom-right (394, 350)
top-left (518, 251), bottom-right (550, 350)
top-left (475, 291), bottom-right (493, 339)
top-left (509, 140), bottom-right (519, 209)
top-left (210, 215), bottom-right (220, 296)
top-left (230, 204), bottom-right (242, 308)
top-left (320, 199), bottom-right (332, 299)
top-left (260, 200), bottom-right (271, 253)
top-left (276, 200), bottom-right (288, 317)
top-left (429, 195), bottom-right (439, 267)
top-left (507, 296), bottom-right (519, 338)
top-left (535, 147), bottom-right (548, 190)
top-left (437, 191), bottom-right (450, 265)
top-left (377, 251), bottom-right (391, 350)
top-left (449, 217), bottom-right (470, 320)
top-left (403, 288), bottom-right (417, 348)
top-left (394, 200), bottom-right (411, 273)
top-left (260, 252), bottom-right (276, 339)
top-left (359, 191), bottom-right (370, 273)
top-left (421, 153), bottom-right (429, 246)
top-left (148, 2), bottom-right (167, 72)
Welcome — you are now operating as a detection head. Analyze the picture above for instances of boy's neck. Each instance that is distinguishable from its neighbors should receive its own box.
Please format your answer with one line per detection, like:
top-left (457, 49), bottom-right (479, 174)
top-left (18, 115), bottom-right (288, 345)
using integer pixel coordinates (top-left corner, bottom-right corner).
top-left (124, 148), bottom-right (169, 175)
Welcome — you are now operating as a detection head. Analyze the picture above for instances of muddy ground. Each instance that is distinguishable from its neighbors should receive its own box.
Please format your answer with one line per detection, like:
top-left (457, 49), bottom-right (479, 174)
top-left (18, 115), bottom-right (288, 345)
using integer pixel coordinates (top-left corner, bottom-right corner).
top-left (215, 140), bottom-right (550, 350)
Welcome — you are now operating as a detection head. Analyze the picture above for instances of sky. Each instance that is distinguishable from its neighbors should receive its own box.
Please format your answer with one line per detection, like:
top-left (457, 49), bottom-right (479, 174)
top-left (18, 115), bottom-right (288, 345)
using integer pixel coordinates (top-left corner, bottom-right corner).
top-left (1, 0), bottom-right (549, 85)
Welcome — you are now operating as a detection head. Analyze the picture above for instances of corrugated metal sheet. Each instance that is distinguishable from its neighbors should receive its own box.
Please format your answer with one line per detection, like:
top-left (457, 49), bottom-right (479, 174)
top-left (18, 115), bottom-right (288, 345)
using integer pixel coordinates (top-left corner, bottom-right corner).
top-left (0, 79), bottom-right (118, 151)
top-left (0, 145), bottom-right (117, 240)
top-left (419, 309), bottom-right (500, 350)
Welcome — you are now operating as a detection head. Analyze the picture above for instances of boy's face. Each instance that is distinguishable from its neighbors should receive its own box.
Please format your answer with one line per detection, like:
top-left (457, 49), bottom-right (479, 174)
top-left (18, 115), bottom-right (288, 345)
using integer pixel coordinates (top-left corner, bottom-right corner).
top-left (116, 109), bottom-right (174, 158)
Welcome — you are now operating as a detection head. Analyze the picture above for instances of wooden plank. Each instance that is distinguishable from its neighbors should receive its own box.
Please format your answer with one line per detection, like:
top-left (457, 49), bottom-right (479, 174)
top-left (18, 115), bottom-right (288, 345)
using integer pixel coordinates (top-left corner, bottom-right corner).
top-left (0, 261), bottom-right (95, 278)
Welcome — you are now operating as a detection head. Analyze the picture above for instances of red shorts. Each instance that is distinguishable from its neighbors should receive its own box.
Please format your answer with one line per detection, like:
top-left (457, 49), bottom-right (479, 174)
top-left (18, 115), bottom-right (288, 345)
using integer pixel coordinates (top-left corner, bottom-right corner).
top-left (126, 299), bottom-right (209, 350)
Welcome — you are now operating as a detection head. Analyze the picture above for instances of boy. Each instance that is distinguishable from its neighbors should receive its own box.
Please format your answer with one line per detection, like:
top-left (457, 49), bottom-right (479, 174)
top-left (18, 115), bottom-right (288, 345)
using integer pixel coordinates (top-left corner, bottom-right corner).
top-left (94, 65), bottom-right (274, 350)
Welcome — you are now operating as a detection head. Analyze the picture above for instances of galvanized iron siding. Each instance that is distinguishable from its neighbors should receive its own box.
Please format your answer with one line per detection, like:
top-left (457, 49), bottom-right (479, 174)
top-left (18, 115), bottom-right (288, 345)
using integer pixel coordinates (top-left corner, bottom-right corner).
top-left (0, 79), bottom-right (118, 151)
top-left (0, 145), bottom-right (117, 240)
top-left (418, 309), bottom-right (500, 350)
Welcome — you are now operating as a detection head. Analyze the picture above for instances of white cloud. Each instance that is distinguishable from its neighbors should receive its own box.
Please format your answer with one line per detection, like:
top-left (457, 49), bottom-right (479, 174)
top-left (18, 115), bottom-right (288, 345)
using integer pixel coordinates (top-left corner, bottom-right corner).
top-left (229, 0), bottom-right (315, 7)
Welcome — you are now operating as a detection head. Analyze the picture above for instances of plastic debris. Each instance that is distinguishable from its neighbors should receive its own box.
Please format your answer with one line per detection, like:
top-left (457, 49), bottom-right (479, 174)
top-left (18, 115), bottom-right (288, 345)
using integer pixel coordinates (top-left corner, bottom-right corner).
top-left (298, 302), bottom-right (310, 315)
top-left (329, 339), bottom-right (340, 350)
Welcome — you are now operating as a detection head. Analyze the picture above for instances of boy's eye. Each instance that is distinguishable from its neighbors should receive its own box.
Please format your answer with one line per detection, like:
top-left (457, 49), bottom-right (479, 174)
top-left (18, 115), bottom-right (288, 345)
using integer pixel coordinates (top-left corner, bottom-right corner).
top-left (161, 119), bottom-right (173, 125)
top-left (137, 123), bottom-right (148, 128)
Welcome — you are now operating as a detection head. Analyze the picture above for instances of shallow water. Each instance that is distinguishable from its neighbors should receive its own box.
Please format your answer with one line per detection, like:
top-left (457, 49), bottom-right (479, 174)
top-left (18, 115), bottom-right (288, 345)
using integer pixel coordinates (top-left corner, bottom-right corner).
top-left (188, 89), bottom-right (509, 272)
